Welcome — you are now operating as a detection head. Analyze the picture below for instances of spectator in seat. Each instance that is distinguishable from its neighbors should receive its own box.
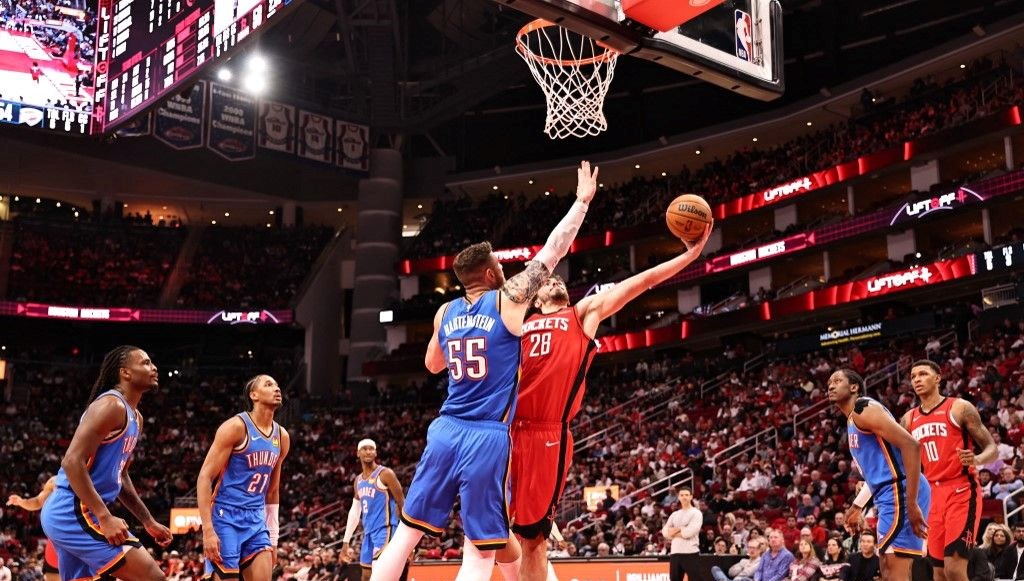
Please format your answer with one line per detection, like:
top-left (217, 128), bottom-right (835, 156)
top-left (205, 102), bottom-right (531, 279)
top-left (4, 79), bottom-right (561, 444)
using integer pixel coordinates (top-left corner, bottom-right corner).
top-left (788, 539), bottom-right (821, 581)
top-left (965, 545), bottom-right (995, 581)
top-left (796, 495), bottom-right (818, 520)
top-left (991, 467), bottom-right (1024, 523)
top-left (980, 523), bottom-right (1012, 579)
top-left (754, 529), bottom-right (793, 581)
top-left (711, 537), bottom-right (764, 581)
top-left (819, 537), bottom-right (848, 581)
top-left (803, 515), bottom-right (827, 549)
top-left (846, 531), bottom-right (880, 581)
top-left (995, 524), bottom-right (1024, 579)
top-left (979, 469), bottom-right (994, 498)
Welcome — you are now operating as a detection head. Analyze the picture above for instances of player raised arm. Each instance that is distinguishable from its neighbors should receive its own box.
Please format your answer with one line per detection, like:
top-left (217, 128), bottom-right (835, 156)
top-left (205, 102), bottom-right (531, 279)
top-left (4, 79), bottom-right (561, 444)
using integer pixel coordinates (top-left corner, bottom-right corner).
top-left (851, 402), bottom-right (927, 538)
top-left (500, 161), bottom-right (599, 324)
top-left (60, 397), bottom-right (137, 545)
top-left (576, 222), bottom-right (711, 337)
top-left (117, 413), bottom-right (173, 547)
top-left (197, 417), bottom-right (247, 564)
top-left (6, 476), bottom-right (55, 511)
top-left (265, 427), bottom-right (290, 563)
top-left (952, 400), bottom-right (997, 467)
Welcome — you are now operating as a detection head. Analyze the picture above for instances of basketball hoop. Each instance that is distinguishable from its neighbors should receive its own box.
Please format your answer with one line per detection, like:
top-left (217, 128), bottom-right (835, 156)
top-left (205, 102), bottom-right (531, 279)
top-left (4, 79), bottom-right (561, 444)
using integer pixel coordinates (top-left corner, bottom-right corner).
top-left (515, 19), bottom-right (619, 139)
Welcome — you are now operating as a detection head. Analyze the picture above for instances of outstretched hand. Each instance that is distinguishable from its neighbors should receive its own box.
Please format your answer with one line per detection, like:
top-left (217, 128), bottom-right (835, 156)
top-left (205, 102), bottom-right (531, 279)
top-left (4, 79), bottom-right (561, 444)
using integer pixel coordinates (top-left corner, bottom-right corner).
top-left (681, 221), bottom-right (713, 255)
top-left (576, 161), bottom-right (599, 204)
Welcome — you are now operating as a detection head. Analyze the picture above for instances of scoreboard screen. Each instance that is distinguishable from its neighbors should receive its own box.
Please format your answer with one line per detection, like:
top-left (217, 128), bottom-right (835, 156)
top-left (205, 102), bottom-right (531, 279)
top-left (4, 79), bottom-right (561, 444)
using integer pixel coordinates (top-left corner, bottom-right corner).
top-left (92, 0), bottom-right (292, 132)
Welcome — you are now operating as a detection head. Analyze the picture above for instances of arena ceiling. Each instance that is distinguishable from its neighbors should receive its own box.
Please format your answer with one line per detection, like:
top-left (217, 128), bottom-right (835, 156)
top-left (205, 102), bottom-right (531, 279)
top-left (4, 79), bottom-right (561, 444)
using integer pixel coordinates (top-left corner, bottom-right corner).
top-left (252, 0), bottom-right (1024, 171)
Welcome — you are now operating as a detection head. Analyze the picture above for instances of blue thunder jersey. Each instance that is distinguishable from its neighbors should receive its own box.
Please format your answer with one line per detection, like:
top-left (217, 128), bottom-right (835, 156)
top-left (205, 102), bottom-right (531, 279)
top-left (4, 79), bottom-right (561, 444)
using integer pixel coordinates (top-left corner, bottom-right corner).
top-left (437, 290), bottom-right (521, 423)
top-left (213, 413), bottom-right (282, 510)
top-left (357, 466), bottom-right (398, 534)
top-left (847, 397), bottom-right (908, 491)
top-left (54, 389), bottom-right (140, 503)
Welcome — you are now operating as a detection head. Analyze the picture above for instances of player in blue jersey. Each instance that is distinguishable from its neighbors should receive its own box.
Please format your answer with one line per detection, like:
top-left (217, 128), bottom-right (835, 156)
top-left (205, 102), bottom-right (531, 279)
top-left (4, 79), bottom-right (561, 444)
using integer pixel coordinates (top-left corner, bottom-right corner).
top-left (828, 368), bottom-right (930, 581)
top-left (370, 161), bottom-right (600, 581)
top-left (40, 345), bottom-right (172, 581)
top-left (197, 375), bottom-right (291, 581)
top-left (342, 439), bottom-right (406, 581)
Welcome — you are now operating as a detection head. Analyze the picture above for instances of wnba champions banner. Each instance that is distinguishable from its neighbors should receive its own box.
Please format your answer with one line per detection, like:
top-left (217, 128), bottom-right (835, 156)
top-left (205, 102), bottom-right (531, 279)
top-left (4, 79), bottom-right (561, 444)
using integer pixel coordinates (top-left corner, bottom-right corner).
top-left (206, 82), bottom-right (257, 161)
top-left (154, 81), bottom-right (205, 149)
top-left (336, 121), bottom-right (369, 172)
top-left (298, 110), bottom-right (334, 163)
top-left (257, 101), bottom-right (296, 154)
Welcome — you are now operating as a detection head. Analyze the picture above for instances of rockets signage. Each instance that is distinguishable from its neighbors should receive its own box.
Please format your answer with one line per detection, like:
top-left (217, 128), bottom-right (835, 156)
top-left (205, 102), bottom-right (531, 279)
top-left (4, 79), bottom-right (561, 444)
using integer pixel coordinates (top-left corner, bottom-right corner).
top-left (889, 187), bottom-right (985, 226)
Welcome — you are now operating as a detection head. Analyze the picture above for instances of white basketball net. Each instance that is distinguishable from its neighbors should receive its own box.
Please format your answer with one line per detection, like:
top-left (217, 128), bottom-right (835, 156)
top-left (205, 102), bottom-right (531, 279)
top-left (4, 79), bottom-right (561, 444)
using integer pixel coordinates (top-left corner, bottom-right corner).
top-left (516, 19), bottom-right (619, 140)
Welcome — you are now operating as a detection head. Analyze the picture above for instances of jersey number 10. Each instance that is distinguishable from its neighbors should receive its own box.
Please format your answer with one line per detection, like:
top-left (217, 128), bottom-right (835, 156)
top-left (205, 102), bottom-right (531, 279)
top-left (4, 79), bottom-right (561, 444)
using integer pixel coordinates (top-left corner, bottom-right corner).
top-left (447, 338), bottom-right (488, 380)
top-left (923, 441), bottom-right (940, 462)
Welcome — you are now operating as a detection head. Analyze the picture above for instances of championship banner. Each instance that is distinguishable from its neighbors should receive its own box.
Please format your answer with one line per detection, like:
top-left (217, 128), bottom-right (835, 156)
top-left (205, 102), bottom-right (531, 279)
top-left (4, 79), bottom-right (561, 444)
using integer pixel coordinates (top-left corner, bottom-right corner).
top-left (336, 120), bottom-right (369, 171)
top-left (115, 112), bottom-right (152, 138)
top-left (297, 110), bottom-right (333, 163)
top-left (257, 100), bottom-right (296, 154)
top-left (154, 81), bottom-right (205, 149)
top-left (206, 82), bottom-right (256, 161)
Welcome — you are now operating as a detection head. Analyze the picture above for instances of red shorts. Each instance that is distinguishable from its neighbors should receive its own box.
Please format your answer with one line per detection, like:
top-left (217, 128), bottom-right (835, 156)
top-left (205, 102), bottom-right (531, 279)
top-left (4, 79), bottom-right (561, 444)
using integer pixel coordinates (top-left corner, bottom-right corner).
top-left (927, 478), bottom-right (981, 565)
top-left (509, 419), bottom-right (573, 539)
top-left (44, 539), bottom-right (59, 574)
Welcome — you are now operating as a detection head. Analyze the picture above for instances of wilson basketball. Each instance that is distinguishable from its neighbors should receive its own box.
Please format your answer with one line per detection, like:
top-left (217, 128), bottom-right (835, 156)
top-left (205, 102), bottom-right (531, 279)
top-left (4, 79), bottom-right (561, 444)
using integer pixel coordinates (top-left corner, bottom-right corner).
top-left (666, 194), bottom-right (712, 242)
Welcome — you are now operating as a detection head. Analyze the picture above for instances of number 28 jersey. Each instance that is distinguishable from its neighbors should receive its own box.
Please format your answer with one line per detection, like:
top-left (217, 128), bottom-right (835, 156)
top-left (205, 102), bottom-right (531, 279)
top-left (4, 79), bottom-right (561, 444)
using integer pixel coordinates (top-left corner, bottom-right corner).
top-left (516, 306), bottom-right (598, 422)
top-left (213, 413), bottom-right (282, 510)
top-left (438, 290), bottom-right (521, 424)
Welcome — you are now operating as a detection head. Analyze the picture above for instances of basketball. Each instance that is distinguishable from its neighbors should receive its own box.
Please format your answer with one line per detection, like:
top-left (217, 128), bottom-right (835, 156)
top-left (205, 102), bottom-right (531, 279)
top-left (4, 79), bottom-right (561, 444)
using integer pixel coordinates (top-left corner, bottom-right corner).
top-left (665, 194), bottom-right (712, 242)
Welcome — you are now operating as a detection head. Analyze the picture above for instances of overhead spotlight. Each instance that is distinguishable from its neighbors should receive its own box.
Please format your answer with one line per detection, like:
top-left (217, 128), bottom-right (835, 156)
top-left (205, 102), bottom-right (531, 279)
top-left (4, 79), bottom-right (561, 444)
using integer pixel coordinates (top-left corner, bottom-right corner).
top-left (752, 137), bottom-right (758, 142)
top-left (13, 196), bottom-right (18, 201)
top-left (268, 210), bottom-right (274, 215)
top-left (416, 204), bottom-right (422, 209)
top-left (661, 172), bottom-right (667, 177)
top-left (528, 179), bottom-right (534, 185)
top-left (337, 207), bottom-right (343, 212)
top-left (658, 136), bottom-right (668, 145)
top-left (492, 185), bottom-right (499, 190)
top-left (806, 121), bottom-right (813, 126)
top-left (55, 202), bottom-right (61, 207)
top-left (598, 183), bottom-right (604, 188)
top-left (35, 198), bottom-right (41, 203)
top-left (243, 73), bottom-right (266, 95)
top-left (695, 149), bottom-right (702, 155)
top-left (217, 68), bottom-right (232, 82)
top-left (211, 220), bottom-right (217, 225)
top-left (224, 212), bottom-right (230, 217)
top-left (266, 223), bottom-right (272, 228)
top-left (73, 211), bottom-right (79, 218)
top-left (634, 164), bottom-right (640, 169)
top-left (960, 64), bottom-right (966, 69)
top-left (247, 55), bottom-right (267, 72)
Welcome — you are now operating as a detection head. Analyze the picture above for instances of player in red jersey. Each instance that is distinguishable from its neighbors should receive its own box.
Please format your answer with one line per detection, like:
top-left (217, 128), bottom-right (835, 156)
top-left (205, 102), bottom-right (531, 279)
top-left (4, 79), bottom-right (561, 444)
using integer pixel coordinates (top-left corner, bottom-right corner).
top-left (497, 222), bottom-right (712, 581)
top-left (901, 359), bottom-right (996, 581)
top-left (7, 476), bottom-right (59, 581)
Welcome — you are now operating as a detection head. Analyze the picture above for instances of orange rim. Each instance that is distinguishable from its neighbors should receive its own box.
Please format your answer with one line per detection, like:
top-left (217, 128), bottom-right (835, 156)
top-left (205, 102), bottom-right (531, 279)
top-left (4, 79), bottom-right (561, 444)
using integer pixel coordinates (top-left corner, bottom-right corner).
top-left (515, 19), bottom-right (619, 67)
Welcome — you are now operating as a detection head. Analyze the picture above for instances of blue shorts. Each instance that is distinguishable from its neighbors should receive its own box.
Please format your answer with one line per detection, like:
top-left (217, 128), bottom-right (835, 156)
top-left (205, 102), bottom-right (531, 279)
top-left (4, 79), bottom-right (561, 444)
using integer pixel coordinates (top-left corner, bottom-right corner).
top-left (204, 504), bottom-right (272, 579)
top-left (875, 477), bottom-right (931, 557)
top-left (40, 487), bottom-right (142, 581)
top-left (401, 415), bottom-right (511, 549)
top-left (359, 527), bottom-right (392, 567)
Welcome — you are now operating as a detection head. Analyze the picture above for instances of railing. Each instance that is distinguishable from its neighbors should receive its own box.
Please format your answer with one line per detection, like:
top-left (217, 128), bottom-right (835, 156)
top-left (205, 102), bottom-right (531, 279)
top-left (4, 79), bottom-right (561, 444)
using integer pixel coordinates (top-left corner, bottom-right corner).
top-left (568, 467), bottom-right (693, 536)
top-left (711, 427), bottom-right (778, 476)
top-left (862, 329), bottom-right (957, 396)
top-left (1005, 484), bottom-right (1024, 524)
top-left (982, 283), bottom-right (1019, 310)
top-left (793, 399), bottom-right (831, 434)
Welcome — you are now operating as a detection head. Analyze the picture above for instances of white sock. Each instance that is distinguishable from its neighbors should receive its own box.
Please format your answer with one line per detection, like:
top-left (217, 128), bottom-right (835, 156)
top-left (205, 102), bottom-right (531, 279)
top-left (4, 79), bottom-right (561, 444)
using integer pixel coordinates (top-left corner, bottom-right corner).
top-left (496, 556), bottom-right (521, 581)
top-left (455, 540), bottom-right (496, 581)
top-left (369, 524), bottom-right (422, 581)
top-left (546, 561), bottom-right (559, 581)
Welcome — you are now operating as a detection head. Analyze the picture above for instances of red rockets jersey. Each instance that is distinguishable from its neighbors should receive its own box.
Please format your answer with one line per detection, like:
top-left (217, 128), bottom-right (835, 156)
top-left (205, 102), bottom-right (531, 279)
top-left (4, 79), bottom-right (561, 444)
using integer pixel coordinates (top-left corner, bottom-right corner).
top-left (908, 397), bottom-right (976, 484)
top-left (516, 306), bottom-right (599, 422)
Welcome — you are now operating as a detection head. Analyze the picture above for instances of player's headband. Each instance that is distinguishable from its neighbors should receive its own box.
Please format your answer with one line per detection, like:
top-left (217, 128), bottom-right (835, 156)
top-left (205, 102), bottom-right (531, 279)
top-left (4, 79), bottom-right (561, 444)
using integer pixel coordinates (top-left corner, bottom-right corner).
top-left (357, 439), bottom-right (376, 450)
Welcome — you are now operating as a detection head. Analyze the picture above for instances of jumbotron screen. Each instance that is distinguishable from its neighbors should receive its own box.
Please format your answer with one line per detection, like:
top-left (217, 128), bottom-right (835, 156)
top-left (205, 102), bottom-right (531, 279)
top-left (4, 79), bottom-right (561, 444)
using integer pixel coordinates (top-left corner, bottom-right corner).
top-left (91, 0), bottom-right (292, 132)
top-left (0, 0), bottom-right (96, 134)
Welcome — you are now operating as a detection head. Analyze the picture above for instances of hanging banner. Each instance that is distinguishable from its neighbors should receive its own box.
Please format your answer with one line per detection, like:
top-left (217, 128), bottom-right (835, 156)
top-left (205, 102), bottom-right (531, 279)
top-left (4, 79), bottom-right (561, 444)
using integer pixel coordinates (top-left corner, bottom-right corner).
top-left (154, 81), bottom-right (205, 150)
top-left (257, 101), bottom-right (296, 154)
top-left (297, 110), bottom-right (333, 163)
top-left (336, 121), bottom-right (369, 171)
top-left (206, 82), bottom-right (256, 161)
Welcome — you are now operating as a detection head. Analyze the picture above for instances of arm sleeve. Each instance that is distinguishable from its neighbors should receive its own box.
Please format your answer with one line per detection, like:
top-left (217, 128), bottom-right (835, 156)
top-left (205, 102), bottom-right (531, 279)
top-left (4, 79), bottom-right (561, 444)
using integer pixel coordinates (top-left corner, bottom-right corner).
top-left (532, 200), bottom-right (588, 271)
top-left (853, 484), bottom-right (872, 509)
top-left (266, 504), bottom-right (280, 546)
top-left (342, 501), bottom-right (361, 544)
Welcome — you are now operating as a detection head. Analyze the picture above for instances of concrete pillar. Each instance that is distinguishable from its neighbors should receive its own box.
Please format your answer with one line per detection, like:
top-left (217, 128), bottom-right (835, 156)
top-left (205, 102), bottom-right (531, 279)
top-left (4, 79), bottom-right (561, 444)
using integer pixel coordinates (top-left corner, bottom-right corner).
top-left (749, 267), bottom-right (772, 297)
top-left (1006, 136), bottom-right (1015, 171)
top-left (847, 186), bottom-right (855, 216)
top-left (346, 149), bottom-right (403, 383)
top-left (678, 287), bottom-right (701, 314)
top-left (886, 230), bottom-right (916, 261)
top-left (774, 204), bottom-right (797, 232)
top-left (399, 276), bottom-right (418, 300)
top-left (910, 159), bottom-right (940, 192)
top-left (283, 202), bottom-right (297, 227)
top-left (823, 251), bottom-right (831, 282)
top-left (982, 208), bottom-right (993, 245)
top-left (629, 245), bottom-right (636, 273)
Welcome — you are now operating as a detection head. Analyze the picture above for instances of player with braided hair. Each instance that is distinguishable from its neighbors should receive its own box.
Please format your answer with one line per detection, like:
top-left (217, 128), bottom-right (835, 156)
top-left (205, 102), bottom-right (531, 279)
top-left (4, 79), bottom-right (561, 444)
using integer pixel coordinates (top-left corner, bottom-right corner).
top-left (41, 345), bottom-right (171, 581)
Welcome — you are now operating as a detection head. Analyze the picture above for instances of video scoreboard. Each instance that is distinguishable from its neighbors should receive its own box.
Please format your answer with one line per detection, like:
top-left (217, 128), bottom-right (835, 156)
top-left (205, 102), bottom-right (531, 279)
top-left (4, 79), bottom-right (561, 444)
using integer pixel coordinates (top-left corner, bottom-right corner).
top-left (93, 0), bottom-right (292, 132)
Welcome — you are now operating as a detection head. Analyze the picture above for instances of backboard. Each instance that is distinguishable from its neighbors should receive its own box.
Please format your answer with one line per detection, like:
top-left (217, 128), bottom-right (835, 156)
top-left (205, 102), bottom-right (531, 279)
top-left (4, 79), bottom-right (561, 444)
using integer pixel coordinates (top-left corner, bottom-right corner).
top-left (494, 0), bottom-right (784, 101)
